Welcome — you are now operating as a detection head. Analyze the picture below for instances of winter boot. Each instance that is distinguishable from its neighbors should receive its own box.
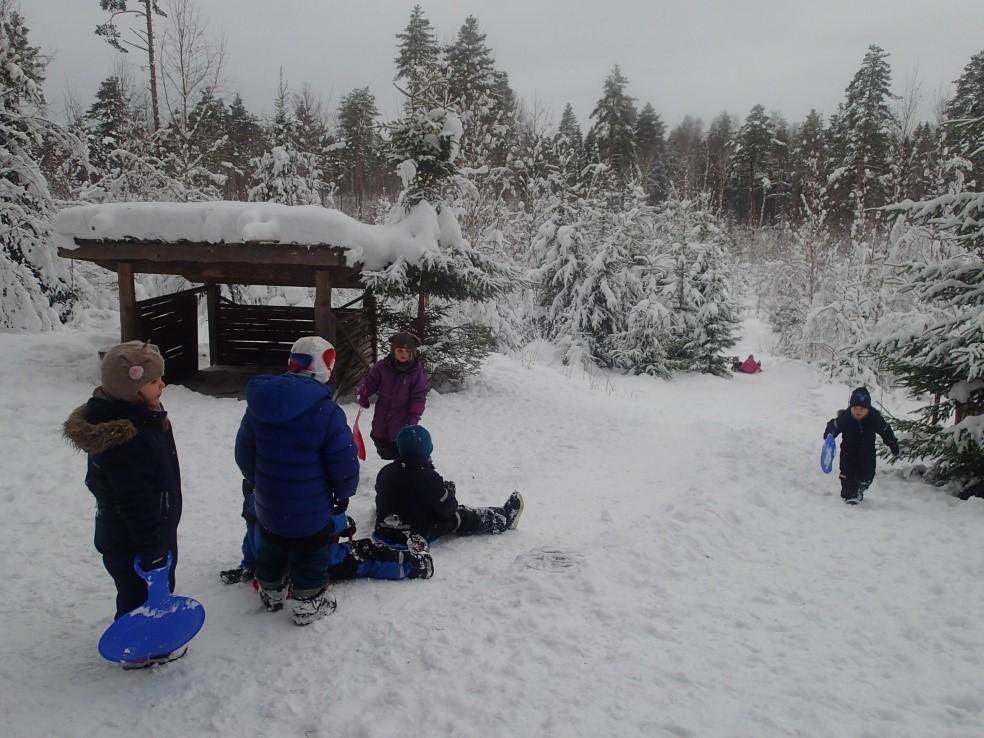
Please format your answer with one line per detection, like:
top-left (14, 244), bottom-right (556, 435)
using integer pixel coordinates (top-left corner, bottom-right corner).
top-left (405, 534), bottom-right (434, 579)
top-left (503, 491), bottom-right (524, 530)
top-left (219, 566), bottom-right (254, 584)
top-left (122, 646), bottom-right (188, 670)
top-left (291, 588), bottom-right (337, 626)
top-left (258, 583), bottom-right (287, 613)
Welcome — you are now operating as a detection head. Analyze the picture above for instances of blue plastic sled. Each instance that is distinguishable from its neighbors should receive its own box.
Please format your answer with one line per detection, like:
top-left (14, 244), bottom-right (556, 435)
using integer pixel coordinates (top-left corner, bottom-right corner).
top-left (820, 433), bottom-right (837, 474)
top-left (98, 554), bottom-right (205, 664)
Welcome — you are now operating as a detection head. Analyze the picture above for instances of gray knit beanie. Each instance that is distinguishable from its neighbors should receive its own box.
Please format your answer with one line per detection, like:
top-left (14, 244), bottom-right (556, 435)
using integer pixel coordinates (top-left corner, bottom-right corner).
top-left (100, 341), bottom-right (165, 402)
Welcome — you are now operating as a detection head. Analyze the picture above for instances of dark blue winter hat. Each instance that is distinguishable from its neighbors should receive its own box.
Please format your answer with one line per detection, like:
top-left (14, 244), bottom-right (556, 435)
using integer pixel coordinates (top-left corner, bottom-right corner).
top-left (396, 425), bottom-right (433, 461)
top-left (849, 387), bottom-right (872, 409)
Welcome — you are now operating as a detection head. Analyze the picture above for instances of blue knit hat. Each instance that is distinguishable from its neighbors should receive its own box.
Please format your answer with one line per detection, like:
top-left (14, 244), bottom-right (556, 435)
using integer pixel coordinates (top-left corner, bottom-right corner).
top-left (849, 387), bottom-right (872, 409)
top-left (396, 425), bottom-right (433, 460)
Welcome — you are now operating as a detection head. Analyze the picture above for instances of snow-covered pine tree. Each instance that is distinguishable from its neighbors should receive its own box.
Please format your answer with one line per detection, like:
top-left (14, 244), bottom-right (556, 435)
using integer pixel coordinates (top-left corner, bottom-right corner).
top-left (828, 45), bottom-right (896, 234)
top-left (365, 88), bottom-right (516, 388)
top-left (445, 15), bottom-right (515, 169)
top-left (223, 93), bottom-right (264, 200)
top-left (334, 87), bottom-right (382, 217)
top-left (85, 75), bottom-right (136, 173)
top-left (653, 194), bottom-right (740, 374)
top-left (588, 65), bottom-right (639, 191)
top-left (155, 87), bottom-right (227, 201)
top-left (293, 85), bottom-right (337, 207)
top-left (248, 76), bottom-right (322, 206)
top-left (864, 182), bottom-right (984, 493)
top-left (943, 48), bottom-right (984, 191)
top-left (666, 115), bottom-right (705, 198)
top-left (636, 102), bottom-right (671, 205)
top-left (727, 104), bottom-right (777, 225)
top-left (704, 112), bottom-right (735, 210)
top-left (788, 109), bottom-right (829, 223)
top-left (556, 103), bottom-right (586, 186)
top-left (1, 2), bottom-right (78, 329)
top-left (394, 4), bottom-right (443, 113)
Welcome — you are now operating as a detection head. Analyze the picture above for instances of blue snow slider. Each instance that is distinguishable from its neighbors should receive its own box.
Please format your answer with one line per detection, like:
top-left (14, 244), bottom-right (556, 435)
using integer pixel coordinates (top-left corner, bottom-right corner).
top-left (820, 433), bottom-right (837, 474)
top-left (98, 554), bottom-right (205, 664)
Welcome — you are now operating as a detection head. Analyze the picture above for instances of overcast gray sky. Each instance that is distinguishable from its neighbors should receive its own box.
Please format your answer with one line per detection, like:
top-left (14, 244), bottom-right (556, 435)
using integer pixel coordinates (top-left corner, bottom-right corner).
top-left (26, 0), bottom-right (984, 130)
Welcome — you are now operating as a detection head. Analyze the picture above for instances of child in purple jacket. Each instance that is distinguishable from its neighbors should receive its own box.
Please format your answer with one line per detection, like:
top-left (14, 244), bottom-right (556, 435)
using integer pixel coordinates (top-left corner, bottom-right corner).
top-left (357, 332), bottom-right (430, 460)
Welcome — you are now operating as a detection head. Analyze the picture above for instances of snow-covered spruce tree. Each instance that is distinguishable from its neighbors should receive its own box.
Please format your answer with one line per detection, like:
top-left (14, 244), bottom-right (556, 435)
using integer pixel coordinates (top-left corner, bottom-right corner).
top-left (365, 97), bottom-right (516, 388)
top-left (248, 76), bottom-right (322, 206)
top-left (445, 15), bottom-right (516, 170)
top-left (636, 102), bottom-right (671, 205)
top-left (293, 85), bottom-right (337, 207)
top-left (827, 45), bottom-right (896, 234)
top-left (943, 48), bottom-right (984, 191)
top-left (860, 173), bottom-right (984, 492)
top-left (223, 93), bottom-right (264, 200)
top-left (0, 3), bottom-right (77, 329)
top-left (394, 4), bottom-right (443, 113)
top-left (653, 194), bottom-right (740, 375)
top-left (529, 162), bottom-right (610, 365)
top-left (588, 65), bottom-right (639, 190)
top-left (726, 104), bottom-right (777, 225)
top-left (333, 87), bottom-right (382, 216)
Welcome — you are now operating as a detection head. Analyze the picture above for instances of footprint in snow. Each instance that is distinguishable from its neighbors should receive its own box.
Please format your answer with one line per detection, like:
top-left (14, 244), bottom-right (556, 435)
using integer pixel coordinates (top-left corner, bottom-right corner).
top-left (515, 547), bottom-right (585, 573)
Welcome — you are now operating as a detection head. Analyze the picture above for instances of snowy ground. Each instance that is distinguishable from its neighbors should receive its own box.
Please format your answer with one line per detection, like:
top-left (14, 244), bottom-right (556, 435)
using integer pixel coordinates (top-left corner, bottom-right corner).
top-left (2, 310), bottom-right (983, 738)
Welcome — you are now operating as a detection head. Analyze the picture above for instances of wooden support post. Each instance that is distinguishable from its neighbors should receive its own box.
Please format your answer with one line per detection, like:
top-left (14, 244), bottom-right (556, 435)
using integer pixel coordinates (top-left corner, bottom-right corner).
top-left (315, 269), bottom-right (335, 343)
top-left (206, 284), bottom-right (220, 366)
top-left (364, 290), bottom-right (377, 362)
top-left (117, 262), bottom-right (139, 341)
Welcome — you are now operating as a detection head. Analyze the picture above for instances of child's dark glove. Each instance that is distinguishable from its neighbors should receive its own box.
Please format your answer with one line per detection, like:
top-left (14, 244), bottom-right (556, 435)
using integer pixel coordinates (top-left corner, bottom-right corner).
top-left (339, 516), bottom-right (357, 539)
top-left (889, 443), bottom-right (900, 458)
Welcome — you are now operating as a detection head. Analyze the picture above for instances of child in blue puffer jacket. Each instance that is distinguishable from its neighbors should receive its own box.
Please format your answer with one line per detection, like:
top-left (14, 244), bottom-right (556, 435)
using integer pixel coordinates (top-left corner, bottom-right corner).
top-left (234, 336), bottom-right (433, 626)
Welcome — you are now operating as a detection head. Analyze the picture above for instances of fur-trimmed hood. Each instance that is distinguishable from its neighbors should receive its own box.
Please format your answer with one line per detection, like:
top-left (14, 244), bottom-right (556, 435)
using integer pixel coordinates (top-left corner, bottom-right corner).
top-left (63, 404), bottom-right (138, 455)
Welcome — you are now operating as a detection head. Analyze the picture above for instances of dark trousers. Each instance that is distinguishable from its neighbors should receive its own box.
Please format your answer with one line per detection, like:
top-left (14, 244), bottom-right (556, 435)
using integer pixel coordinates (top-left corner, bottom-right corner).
top-left (255, 529), bottom-right (336, 598)
top-left (374, 504), bottom-right (505, 546)
top-left (456, 505), bottom-right (508, 535)
top-left (371, 433), bottom-right (399, 461)
top-left (328, 538), bottom-right (411, 581)
top-left (103, 544), bottom-right (178, 620)
top-left (840, 474), bottom-right (873, 501)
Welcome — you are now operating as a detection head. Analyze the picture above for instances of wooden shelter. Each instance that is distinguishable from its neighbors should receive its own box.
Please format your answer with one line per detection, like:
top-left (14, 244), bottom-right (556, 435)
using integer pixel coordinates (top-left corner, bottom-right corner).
top-left (58, 238), bottom-right (377, 395)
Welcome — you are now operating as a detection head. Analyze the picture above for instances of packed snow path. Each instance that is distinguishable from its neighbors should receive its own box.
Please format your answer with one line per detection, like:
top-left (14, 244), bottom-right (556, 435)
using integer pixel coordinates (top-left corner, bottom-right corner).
top-left (2, 313), bottom-right (982, 738)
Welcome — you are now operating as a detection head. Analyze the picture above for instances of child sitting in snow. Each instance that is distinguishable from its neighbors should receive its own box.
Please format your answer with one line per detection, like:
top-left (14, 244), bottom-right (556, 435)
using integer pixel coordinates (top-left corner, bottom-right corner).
top-left (824, 386), bottom-right (899, 505)
top-left (357, 332), bottom-right (430, 460)
top-left (63, 341), bottom-right (185, 668)
top-left (373, 425), bottom-right (524, 545)
top-left (733, 354), bottom-right (762, 373)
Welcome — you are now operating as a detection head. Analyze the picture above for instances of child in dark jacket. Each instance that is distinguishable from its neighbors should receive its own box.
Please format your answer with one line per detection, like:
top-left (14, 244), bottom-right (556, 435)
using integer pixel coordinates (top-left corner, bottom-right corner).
top-left (357, 332), bottom-right (430, 460)
top-left (824, 386), bottom-right (900, 505)
top-left (64, 341), bottom-right (184, 666)
top-left (373, 425), bottom-right (524, 546)
top-left (234, 336), bottom-right (433, 626)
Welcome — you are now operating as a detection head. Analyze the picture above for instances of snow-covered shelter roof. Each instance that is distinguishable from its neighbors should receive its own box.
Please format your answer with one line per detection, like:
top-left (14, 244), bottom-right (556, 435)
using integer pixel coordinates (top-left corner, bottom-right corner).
top-left (54, 201), bottom-right (446, 287)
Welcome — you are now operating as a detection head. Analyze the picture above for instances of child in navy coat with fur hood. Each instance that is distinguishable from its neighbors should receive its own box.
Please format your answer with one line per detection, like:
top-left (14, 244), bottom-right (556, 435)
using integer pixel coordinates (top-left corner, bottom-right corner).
top-left (824, 386), bottom-right (899, 505)
top-left (64, 341), bottom-right (185, 667)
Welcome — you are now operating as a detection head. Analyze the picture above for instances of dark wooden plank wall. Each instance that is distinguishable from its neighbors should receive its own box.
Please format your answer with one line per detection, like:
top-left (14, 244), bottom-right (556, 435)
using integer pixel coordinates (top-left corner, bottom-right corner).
top-left (137, 288), bottom-right (202, 382)
top-left (214, 298), bottom-right (374, 396)
top-left (332, 306), bottom-right (373, 397)
top-left (215, 299), bottom-right (315, 366)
